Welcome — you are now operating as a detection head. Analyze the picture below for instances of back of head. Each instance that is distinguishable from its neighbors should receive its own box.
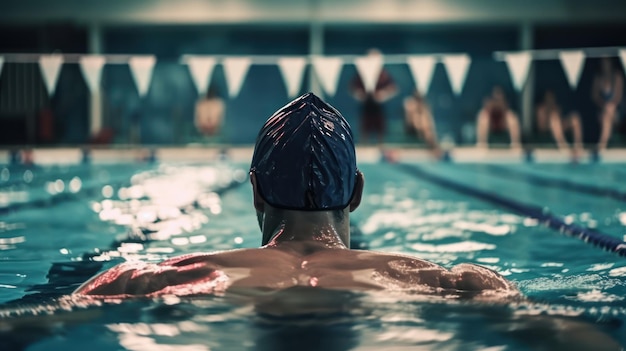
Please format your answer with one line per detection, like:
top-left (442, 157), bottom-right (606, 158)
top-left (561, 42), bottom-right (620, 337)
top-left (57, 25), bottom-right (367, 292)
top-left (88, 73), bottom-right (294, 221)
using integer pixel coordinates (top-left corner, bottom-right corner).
top-left (250, 93), bottom-right (357, 211)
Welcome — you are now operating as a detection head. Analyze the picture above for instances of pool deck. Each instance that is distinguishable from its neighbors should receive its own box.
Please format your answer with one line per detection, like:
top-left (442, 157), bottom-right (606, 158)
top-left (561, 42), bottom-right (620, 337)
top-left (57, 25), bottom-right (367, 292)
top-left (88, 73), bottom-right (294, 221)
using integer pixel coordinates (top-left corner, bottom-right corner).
top-left (0, 145), bottom-right (624, 165)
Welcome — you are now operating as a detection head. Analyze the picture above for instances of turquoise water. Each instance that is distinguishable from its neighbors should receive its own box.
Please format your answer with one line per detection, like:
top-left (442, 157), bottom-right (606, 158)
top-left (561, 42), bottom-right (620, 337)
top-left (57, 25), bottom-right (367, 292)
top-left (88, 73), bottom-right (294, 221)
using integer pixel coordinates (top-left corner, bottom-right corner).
top-left (0, 160), bottom-right (625, 350)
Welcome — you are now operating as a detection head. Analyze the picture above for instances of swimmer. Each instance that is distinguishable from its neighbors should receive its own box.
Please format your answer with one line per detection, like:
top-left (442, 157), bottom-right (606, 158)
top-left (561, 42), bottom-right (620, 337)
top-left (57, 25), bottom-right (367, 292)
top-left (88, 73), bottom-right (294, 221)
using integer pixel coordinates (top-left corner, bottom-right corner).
top-left (403, 89), bottom-right (442, 158)
top-left (476, 86), bottom-right (522, 149)
top-left (592, 57), bottom-right (623, 150)
top-left (536, 90), bottom-right (583, 159)
top-left (74, 93), bottom-right (518, 299)
top-left (349, 48), bottom-right (398, 145)
top-left (195, 86), bottom-right (225, 137)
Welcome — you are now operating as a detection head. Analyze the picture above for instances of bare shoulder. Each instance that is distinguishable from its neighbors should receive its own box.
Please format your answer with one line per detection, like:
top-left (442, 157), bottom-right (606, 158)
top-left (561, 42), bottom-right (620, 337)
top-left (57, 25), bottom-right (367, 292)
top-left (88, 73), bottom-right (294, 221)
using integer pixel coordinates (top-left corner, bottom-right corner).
top-left (345, 251), bottom-right (518, 294)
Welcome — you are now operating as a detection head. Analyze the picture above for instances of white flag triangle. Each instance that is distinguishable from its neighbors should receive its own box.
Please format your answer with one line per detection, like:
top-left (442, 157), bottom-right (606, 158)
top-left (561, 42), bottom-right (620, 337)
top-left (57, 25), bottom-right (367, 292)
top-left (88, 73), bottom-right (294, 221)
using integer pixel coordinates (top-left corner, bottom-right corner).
top-left (0, 56), bottom-right (4, 78)
top-left (503, 52), bottom-right (532, 92)
top-left (406, 56), bottom-right (437, 95)
top-left (619, 49), bottom-right (626, 73)
top-left (39, 54), bottom-right (64, 96)
top-left (277, 57), bottom-right (307, 98)
top-left (354, 54), bottom-right (383, 93)
top-left (187, 56), bottom-right (217, 95)
top-left (223, 57), bottom-right (251, 98)
top-left (79, 55), bottom-right (106, 94)
top-left (559, 50), bottom-right (585, 90)
top-left (312, 56), bottom-right (344, 97)
top-left (442, 54), bottom-right (471, 96)
top-left (129, 56), bottom-right (156, 97)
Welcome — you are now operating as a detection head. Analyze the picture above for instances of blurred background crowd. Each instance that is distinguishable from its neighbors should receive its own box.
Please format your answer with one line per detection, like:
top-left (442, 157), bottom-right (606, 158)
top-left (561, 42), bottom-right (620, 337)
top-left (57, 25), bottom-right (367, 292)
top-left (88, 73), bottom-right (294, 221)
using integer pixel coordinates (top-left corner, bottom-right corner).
top-left (0, 0), bottom-right (625, 151)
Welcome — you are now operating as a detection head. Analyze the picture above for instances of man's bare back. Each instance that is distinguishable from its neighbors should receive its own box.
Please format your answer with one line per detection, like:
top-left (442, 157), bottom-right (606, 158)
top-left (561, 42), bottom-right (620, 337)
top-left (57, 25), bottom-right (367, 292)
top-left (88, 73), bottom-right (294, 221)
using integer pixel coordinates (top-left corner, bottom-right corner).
top-left (75, 241), bottom-right (518, 299)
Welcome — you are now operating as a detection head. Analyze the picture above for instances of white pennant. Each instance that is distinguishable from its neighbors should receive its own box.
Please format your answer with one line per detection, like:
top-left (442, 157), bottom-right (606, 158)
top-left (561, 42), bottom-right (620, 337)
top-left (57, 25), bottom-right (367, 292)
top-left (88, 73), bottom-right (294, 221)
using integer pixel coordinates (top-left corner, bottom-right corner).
top-left (559, 50), bottom-right (585, 90)
top-left (0, 56), bottom-right (4, 78)
top-left (619, 49), bottom-right (626, 73)
top-left (223, 57), bottom-right (251, 98)
top-left (186, 56), bottom-right (217, 95)
top-left (39, 54), bottom-right (64, 96)
top-left (442, 54), bottom-right (471, 96)
top-left (354, 54), bottom-right (384, 93)
top-left (79, 55), bottom-right (105, 94)
top-left (503, 52), bottom-right (532, 92)
top-left (406, 56), bottom-right (437, 94)
top-left (129, 56), bottom-right (156, 97)
top-left (277, 57), bottom-right (307, 98)
top-left (312, 56), bottom-right (344, 97)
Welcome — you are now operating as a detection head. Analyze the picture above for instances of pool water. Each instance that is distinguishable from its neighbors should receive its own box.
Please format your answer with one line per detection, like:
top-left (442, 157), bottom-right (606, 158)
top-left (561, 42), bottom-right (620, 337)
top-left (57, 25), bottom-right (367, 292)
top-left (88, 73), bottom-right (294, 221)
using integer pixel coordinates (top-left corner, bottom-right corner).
top-left (0, 159), bottom-right (625, 350)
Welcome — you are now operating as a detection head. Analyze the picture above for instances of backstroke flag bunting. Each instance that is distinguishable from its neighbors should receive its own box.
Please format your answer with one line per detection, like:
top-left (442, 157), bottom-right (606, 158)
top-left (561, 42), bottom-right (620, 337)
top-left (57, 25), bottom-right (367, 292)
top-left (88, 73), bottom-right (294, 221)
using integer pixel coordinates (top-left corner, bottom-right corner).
top-left (354, 54), bottom-right (383, 93)
top-left (503, 51), bottom-right (532, 92)
top-left (39, 54), bottom-right (64, 96)
top-left (187, 56), bottom-right (217, 96)
top-left (311, 56), bottom-right (344, 97)
top-left (129, 56), bottom-right (156, 97)
top-left (223, 57), bottom-right (252, 98)
top-left (406, 55), bottom-right (437, 95)
top-left (442, 54), bottom-right (471, 96)
top-left (79, 55), bottom-right (106, 94)
top-left (559, 50), bottom-right (585, 90)
top-left (277, 57), bottom-right (307, 98)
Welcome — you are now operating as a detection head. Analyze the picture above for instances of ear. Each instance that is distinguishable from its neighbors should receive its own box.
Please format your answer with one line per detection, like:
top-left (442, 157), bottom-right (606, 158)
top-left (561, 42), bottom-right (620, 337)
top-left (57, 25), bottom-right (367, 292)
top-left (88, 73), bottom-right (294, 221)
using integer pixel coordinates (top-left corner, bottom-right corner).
top-left (250, 172), bottom-right (265, 212)
top-left (349, 171), bottom-right (364, 212)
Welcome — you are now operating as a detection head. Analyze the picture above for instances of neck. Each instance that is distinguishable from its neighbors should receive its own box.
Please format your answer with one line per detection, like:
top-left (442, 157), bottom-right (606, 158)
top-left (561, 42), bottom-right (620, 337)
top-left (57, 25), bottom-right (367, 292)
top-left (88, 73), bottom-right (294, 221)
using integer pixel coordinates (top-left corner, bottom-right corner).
top-left (260, 207), bottom-right (350, 249)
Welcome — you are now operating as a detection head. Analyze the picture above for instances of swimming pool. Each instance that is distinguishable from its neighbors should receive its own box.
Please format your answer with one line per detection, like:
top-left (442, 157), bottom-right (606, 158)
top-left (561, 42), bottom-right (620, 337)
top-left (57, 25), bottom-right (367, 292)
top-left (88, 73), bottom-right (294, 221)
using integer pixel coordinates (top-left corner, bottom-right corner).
top-left (1, 154), bottom-right (625, 350)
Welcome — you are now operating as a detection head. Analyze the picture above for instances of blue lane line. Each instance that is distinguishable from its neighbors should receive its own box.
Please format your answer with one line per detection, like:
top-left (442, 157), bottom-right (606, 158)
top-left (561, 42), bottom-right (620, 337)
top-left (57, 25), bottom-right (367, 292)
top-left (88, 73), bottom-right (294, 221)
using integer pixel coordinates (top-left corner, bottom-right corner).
top-left (482, 164), bottom-right (626, 202)
top-left (396, 163), bottom-right (626, 258)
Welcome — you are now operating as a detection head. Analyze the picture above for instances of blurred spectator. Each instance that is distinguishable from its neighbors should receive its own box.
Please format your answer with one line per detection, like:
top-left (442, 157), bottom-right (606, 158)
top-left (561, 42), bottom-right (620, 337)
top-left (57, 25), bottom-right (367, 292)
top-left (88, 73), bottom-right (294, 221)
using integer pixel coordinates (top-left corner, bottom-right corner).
top-left (592, 57), bottom-right (623, 150)
top-left (476, 86), bottom-right (521, 149)
top-left (350, 49), bottom-right (397, 145)
top-left (90, 127), bottom-right (115, 145)
top-left (37, 106), bottom-right (55, 144)
top-left (195, 86), bottom-right (225, 138)
top-left (536, 90), bottom-right (583, 158)
top-left (403, 89), bottom-right (442, 158)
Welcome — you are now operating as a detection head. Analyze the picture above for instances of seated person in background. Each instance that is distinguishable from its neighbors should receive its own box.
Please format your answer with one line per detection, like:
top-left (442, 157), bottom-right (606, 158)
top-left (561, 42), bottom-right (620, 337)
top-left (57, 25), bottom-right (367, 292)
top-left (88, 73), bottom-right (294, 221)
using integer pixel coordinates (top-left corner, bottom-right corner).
top-left (476, 86), bottom-right (521, 149)
top-left (195, 87), bottom-right (225, 137)
top-left (350, 48), bottom-right (398, 145)
top-left (403, 89), bottom-right (442, 158)
top-left (73, 93), bottom-right (518, 300)
top-left (536, 90), bottom-right (583, 157)
top-left (592, 57), bottom-right (623, 150)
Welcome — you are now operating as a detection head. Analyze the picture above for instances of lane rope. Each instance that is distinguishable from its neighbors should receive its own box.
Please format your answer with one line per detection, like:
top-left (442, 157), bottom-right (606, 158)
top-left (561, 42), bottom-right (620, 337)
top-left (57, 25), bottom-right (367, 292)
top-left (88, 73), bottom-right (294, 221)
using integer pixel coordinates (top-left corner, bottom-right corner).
top-left (482, 164), bottom-right (626, 202)
top-left (396, 163), bottom-right (626, 258)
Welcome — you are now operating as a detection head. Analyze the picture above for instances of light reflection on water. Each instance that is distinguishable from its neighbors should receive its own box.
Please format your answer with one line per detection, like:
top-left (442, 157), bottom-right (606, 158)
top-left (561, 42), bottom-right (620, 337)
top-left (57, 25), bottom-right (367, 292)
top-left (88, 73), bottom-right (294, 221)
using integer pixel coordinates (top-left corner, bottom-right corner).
top-left (0, 162), bottom-right (626, 349)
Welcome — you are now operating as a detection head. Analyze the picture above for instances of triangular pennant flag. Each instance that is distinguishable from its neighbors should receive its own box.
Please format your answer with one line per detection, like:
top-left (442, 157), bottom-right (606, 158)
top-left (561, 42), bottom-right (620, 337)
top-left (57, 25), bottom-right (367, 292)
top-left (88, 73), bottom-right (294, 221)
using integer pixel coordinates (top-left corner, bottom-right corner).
top-left (354, 54), bottom-right (384, 93)
top-left (0, 56), bottom-right (4, 78)
top-left (406, 56), bottom-right (437, 95)
top-left (442, 54), bottom-right (471, 96)
top-left (619, 49), bottom-right (626, 73)
top-left (39, 54), bottom-right (64, 96)
top-left (186, 56), bottom-right (217, 95)
top-left (277, 57), bottom-right (307, 98)
top-left (312, 56), bottom-right (344, 97)
top-left (503, 52), bottom-right (532, 92)
top-left (129, 56), bottom-right (156, 97)
top-left (223, 57), bottom-right (252, 98)
top-left (559, 50), bottom-right (585, 90)
top-left (79, 55), bottom-right (106, 94)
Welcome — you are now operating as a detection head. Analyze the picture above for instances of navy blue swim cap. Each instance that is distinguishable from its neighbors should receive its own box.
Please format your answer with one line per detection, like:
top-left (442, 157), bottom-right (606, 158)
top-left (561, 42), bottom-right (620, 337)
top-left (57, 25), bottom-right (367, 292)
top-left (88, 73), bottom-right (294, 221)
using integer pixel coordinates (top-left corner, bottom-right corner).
top-left (250, 93), bottom-right (357, 211)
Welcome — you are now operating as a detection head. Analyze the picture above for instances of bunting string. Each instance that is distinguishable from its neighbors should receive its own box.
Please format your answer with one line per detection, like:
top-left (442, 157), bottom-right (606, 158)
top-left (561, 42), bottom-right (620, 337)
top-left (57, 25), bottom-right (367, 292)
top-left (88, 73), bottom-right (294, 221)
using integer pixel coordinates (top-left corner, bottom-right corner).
top-left (0, 45), bottom-right (624, 100)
